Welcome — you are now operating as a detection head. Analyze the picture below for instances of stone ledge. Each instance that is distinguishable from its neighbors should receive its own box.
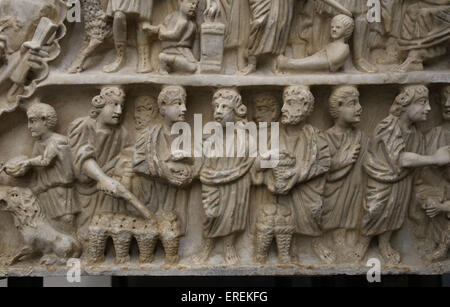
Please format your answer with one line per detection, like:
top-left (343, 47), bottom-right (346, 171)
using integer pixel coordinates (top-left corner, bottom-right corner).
top-left (1, 262), bottom-right (449, 277)
top-left (39, 71), bottom-right (450, 88)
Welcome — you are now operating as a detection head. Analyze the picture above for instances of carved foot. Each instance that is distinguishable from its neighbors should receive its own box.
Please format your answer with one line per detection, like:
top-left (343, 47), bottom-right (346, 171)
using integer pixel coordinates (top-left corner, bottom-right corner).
top-left (312, 239), bottom-right (336, 265)
top-left (380, 244), bottom-right (401, 265)
top-left (424, 244), bottom-right (448, 263)
top-left (103, 45), bottom-right (126, 73)
top-left (67, 61), bottom-right (84, 74)
top-left (239, 63), bottom-right (256, 76)
top-left (392, 57), bottom-right (424, 73)
top-left (224, 244), bottom-right (240, 266)
top-left (354, 58), bottom-right (378, 73)
top-left (191, 240), bottom-right (214, 265)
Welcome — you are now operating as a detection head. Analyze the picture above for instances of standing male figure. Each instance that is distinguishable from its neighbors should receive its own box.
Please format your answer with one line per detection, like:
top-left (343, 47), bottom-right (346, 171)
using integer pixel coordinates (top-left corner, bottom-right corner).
top-left (420, 85), bottom-right (450, 262)
top-left (4, 102), bottom-right (78, 232)
top-left (133, 85), bottom-right (195, 265)
top-left (360, 85), bottom-right (450, 264)
top-left (260, 85), bottom-right (333, 264)
top-left (321, 86), bottom-right (368, 262)
top-left (104, 0), bottom-right (154, 73)
top-left (194, 88), bottom-right (256, 265)
top-left (68, 86), bottom-right (134, 242)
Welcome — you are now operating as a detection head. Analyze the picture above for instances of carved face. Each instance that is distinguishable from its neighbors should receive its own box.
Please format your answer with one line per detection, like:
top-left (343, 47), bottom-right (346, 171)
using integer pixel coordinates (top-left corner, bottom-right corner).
top-left (180, 0), bottom-right (198, 17)
top-left (213, 97), bottom-right (236, 126)
top-left (337, 95), bottom-right (362, 125)
top-left (27, 115), bottom-right (50, 139)
top-left (406, 94), bottom-right (431, 123)
top-left (135, 97), bottom-right (157, 130)
top-left (442, 89), bottom-right (450, 121)
top-left (161, 97), bottom-right (187, 123)
top-left (331, 18), bottom-right (346, 40)
top-left (281, 94), bottom-right (311, 125)
top-left (254, 98), bottom-right (280, 123)
top-left (98, 98), bottom-right (125, 126)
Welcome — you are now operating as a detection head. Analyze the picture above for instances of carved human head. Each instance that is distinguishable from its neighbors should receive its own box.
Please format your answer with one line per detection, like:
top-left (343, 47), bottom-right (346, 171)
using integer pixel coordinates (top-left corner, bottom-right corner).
top-left (26, 102), bottom-right (58, 139)
top-left (441, 85), bottom-right (450, 121)
top-left (390, 85), bottom-right (430, 123)
top-left (253, 93), bottom-right (281, 124)
top-left (158, 85), bottom-right (187, 123)
top-left (91, 86), bottom-right (126, 126)
top-left (329, 85), bottom-right (362, 126)
top-left (180, 0), bottom-right (198, 17)
top-left (212, 88), bottom-right (247, 126)
top-left (281, 85), bottom-right (314, 125)
top-left (135, 96), bottom-right (158, 130)
top-left (331, 15), bottom-right (354, 41)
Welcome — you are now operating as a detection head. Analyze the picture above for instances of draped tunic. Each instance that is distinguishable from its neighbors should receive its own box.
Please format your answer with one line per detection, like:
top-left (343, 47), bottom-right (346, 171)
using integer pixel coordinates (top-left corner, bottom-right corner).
top-left (363, 115), bottom-right (425, 236)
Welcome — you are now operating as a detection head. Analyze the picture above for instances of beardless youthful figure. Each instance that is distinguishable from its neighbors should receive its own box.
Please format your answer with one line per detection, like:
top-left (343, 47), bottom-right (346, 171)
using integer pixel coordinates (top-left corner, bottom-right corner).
top-left (277, 14), bottom-right (354, 73)
top-left (68, 86), bottom-right (134, 243)
top-left (144, 0), bottom-right (199, 74)
top-left (133, 85), bottom-right (195, 265)
top-left (4, 103), bottom-right (78, 233)
top-left (359, 85), bottom-right (450, 264)
top-left (194, 88), bottom-right (257, 266)
top-left (321, 86), bottom-right (368, 262)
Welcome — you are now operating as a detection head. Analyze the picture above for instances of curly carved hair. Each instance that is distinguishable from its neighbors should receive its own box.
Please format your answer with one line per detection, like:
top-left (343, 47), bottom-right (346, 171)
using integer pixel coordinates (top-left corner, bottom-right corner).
top-left (27, 102), bottom-right (58, 130)
top-left (90, 86), bottom-right (125, 118)
top-left (390, 85), bottom-right (429, 117)
top-left (329, 85), bottom-right (359, 119)
top-left (158, 85), bottom-right (187, 108)
top-left (213, 88), bottom-right (247, 121)
top-left (332, 14), bottom-right (355, 41)
top-left (283, 85), bottom-right (315, 118)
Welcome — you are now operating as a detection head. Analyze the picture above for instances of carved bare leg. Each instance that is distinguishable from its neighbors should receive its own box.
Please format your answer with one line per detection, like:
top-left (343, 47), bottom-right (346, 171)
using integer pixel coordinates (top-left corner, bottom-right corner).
top-left (158, 53), bottom-right (173, 75)
top-left (68, 37), bottom-right (104, 74)
top-left (378, 231), bottom-right (401, 264)
top-left (239, 55), bottom-right (257, 75)
top-left (392, 50), bottom-right (424, 73)
top-left (224, 234), bottom-right (240, 266)
top-left (312, 238), bottom-right (336, 265)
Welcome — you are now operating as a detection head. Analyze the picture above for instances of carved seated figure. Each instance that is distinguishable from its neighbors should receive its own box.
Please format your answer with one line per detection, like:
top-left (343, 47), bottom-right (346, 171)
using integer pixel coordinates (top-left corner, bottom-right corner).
top-left (144, 0), bottom-right (199, 74)
top-left (277, 14), bottom-right (354, 73)
top-left (395, 0), bottom-right (450, 72)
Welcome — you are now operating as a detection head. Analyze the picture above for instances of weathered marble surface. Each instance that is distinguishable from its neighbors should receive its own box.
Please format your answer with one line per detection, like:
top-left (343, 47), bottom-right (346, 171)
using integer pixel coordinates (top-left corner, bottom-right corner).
top-left (0, 0), bottom-right (448, 276)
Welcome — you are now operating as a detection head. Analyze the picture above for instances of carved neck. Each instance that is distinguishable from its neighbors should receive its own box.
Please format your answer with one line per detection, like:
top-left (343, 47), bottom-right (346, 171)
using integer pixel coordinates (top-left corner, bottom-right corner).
top-left (398, 113), bottom-right (414, 133)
